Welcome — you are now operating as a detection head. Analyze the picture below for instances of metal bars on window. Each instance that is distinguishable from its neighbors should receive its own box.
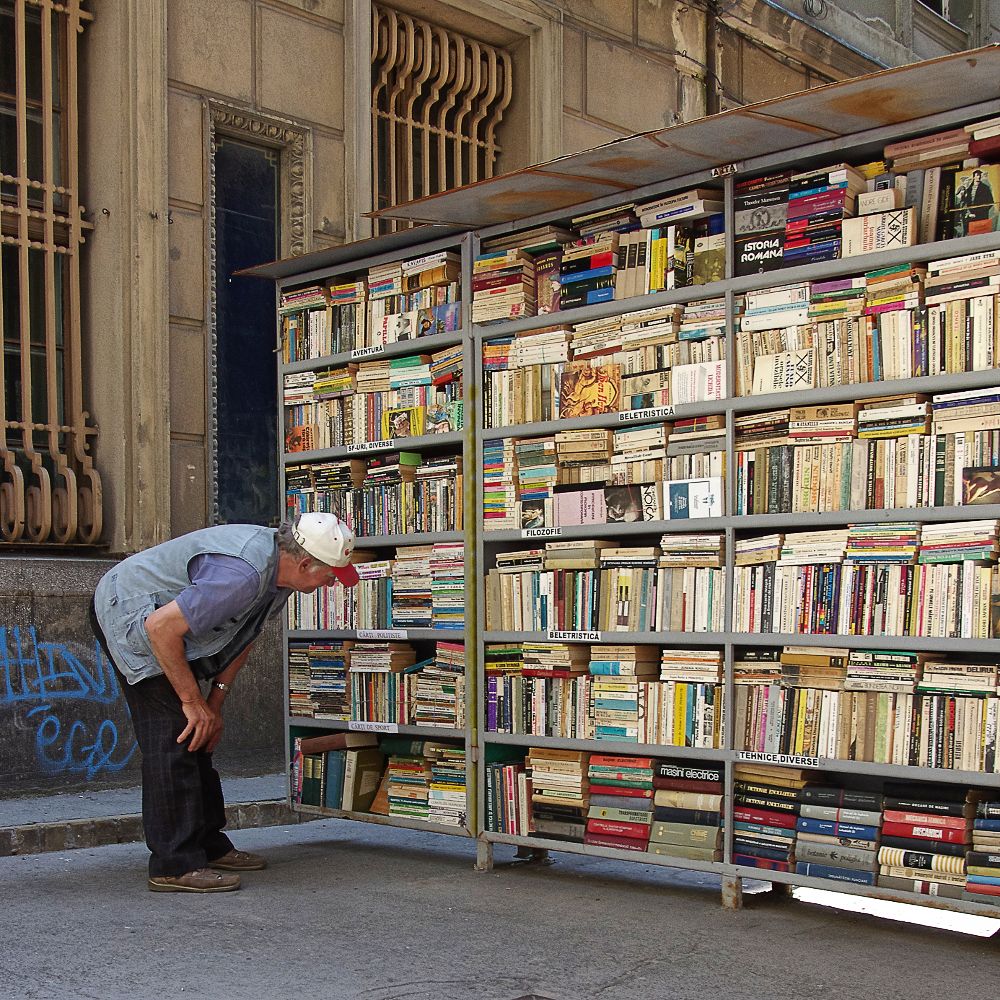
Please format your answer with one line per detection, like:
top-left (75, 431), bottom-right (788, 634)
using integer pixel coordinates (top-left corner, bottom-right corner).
top-left (371, 4), bottom-right (512, 232)
top-left (0, 0), bottom-right (100, 545)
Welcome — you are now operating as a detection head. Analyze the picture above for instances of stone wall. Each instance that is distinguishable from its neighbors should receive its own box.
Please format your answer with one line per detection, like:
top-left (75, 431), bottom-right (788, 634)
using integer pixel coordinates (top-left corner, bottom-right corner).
top-left (0, 557), bottom-right (285, 799)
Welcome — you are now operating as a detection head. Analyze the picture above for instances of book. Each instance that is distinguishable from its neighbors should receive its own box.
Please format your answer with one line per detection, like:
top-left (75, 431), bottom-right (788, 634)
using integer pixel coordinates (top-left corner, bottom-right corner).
top-left (342, 749), bottom-right (386, 812)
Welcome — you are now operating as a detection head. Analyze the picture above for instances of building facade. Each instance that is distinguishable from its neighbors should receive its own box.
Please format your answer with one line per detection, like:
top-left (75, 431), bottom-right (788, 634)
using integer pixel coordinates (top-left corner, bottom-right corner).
top-left (2, 0), bottom-right (996, 796)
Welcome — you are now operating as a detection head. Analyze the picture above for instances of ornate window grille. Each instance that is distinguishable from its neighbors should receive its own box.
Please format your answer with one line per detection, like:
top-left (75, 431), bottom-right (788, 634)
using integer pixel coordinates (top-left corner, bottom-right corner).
top-left (0, 0), bottom-right (100, 544)
top-left (371, 4), bottom-right (512, 232)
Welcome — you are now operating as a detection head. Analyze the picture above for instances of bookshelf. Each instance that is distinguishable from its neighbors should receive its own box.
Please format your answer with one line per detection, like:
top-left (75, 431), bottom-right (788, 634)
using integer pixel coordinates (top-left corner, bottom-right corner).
top-left (248, 50), bottom-right (1000, 918)
top-left (272, 228), bottom-right (479, 839)
top-left (468, 86), bottom-right (1000, 916)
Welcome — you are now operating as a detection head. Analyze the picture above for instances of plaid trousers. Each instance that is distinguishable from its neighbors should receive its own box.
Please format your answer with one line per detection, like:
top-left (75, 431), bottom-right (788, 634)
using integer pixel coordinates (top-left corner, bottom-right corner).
top-left (90, 600), bottom-right (235, 877)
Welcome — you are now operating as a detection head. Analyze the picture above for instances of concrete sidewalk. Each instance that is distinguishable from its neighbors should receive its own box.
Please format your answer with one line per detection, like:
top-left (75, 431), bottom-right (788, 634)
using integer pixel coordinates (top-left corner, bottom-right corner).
top-left (2, 818), bottom-right (999, 1000)
top-left (0, 773), bottom-right (296, 857)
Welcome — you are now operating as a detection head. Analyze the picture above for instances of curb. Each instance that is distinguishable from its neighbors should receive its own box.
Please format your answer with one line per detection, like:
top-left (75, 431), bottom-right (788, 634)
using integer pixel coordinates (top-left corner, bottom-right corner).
top-left (0, 800), bottom-right (306, 858)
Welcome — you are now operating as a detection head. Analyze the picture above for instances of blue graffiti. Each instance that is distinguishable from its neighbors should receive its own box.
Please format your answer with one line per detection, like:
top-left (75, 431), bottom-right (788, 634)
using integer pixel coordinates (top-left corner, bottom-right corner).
top-left (1, 625), bottom-right (137, 778)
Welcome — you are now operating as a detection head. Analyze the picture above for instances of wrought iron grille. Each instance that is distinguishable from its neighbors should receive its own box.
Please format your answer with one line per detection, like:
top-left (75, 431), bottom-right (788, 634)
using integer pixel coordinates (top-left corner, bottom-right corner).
top-left (0, 0), bottom-right (101, 544)
top-left (371, 4), bottom-right (512, 232)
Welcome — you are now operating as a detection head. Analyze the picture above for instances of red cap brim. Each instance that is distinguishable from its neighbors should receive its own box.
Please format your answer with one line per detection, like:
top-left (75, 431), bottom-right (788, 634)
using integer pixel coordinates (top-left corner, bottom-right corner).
top-left (331, 562), bottom-right (360, 587)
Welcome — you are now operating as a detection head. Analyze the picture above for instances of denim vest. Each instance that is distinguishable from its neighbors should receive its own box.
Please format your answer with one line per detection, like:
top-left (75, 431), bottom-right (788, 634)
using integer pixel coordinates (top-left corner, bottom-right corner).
top-left (94, 525), bottom-right (286, 685)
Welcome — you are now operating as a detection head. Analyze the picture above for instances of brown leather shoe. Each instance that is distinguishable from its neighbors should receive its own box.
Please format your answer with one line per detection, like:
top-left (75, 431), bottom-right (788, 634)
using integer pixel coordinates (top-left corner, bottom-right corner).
top-left (209, 849), bottom-right (267, 871)
top-left (148, 868), bottom-right (241, 893)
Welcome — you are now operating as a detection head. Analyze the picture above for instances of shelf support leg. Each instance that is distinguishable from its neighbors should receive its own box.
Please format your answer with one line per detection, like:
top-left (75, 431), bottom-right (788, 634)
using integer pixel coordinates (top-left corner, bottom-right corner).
top-left (475, 839), bottom-right (494, 872)
top-left (721, 875), bottom-right (743, 910)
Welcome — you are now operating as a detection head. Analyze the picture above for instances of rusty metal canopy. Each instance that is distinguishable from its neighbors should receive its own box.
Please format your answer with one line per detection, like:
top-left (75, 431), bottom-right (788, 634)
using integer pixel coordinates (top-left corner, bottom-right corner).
top-left (369, 45), bottom-right (1000, 229)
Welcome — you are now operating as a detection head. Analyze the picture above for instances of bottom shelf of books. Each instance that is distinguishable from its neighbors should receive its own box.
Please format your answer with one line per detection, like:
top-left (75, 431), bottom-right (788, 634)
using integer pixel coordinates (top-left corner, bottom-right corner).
top-left (290, 727), bottom-right (472, 837)
top-left (480, 746), bottom-right (1000, 916)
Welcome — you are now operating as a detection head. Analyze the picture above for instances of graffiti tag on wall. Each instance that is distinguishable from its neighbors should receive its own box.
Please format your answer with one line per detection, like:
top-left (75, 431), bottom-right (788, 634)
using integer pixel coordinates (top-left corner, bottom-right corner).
top-left (1, 625), bottom-right (137, 779)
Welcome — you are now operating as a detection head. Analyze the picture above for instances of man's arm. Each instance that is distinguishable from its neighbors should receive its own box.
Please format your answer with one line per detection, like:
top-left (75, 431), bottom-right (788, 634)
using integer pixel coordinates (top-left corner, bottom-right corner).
top-left (203, 643), bottom-right (255, 752)
top-left (145, 600), bottom-right (221, 753)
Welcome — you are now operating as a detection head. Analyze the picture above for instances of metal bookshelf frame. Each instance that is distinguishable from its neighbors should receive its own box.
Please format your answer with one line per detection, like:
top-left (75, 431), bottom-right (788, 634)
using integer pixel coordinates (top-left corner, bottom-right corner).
top-left (273, 228), bottom-right (480, 840)
top-left (469, 92), bottom-right (1000, 918)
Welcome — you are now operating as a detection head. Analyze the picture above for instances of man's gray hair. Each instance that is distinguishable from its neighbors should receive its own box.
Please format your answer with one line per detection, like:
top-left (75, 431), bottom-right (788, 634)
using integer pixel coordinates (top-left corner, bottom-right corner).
top-left (276, 518), bottom-right (322, 566)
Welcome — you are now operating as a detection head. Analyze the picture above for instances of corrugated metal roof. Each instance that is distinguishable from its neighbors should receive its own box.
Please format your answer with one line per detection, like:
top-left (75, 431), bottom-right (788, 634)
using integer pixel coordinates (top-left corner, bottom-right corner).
top-left (368, 45), bottom-right (1000, 229)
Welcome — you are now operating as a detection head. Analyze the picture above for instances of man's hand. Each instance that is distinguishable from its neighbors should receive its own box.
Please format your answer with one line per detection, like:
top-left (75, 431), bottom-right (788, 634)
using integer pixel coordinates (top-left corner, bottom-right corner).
top-left (178, 696), bottom-right (222, 753)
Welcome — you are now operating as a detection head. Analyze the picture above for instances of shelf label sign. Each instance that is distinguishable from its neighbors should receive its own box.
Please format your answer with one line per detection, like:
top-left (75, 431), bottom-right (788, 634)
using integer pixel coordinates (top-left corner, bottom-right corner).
top-left (737, 751), bottom-right (821, 768)
top-left (348, 721), bottom-right (400, 734)
top-left (522, 526), bottom-right (562, 539)
top-left (620, 405), bottom-right (675, 423)
top-left (546, 630), bottom-right (602, 642)
top-left (351, 345), bottom-right (385, 359)
top-left (356, 628), bottom-right (408, 640)
top-left (346, 440), bottom-right (394, 453)
top-left (711, 162), bottom-right (740, 176)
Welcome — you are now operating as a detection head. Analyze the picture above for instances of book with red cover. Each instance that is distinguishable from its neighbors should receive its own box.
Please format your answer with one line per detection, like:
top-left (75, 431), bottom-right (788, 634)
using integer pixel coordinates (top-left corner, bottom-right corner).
top-left (881, 820), bottom-right (970, 845)
top-left (587, 818), bottom-right (651, 839)
top-left (882, 809), bottom-right (969, 831)
top-left (588, 784), bottom-right (653, 798)
top-left (583, 831), bottom-right (648, 852)
top-left (734, 807), bottom-right (797, 830)
top-left (590, 755), bottom-right (653, 768)
top-left (964, 882), bottom-right (1000, 897)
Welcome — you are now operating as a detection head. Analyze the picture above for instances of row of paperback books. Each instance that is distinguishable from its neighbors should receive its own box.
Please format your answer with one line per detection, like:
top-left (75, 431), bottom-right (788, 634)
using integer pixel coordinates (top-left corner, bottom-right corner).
top-left (734, 521), bottom-right (1000, 639)
top-left (293, 731), bottom-right (467, 827)
top-left (279, 251), bottom-right (462, 362)
top-left (484, 643), bottom-right (721, 747)
top-left (737, 252), bottom-right (999, 397)
top-left (735, 388), bottom-right (1000, 514)
top-left (289, 640), bottom-right (465, 728)
top-left (736, 646), bottom-right (1000, 772)
top-left (283, 347), bottom-right (463, 451)
top-left (481, 299), bottom-right (729, 428)
top-left (735, 113), bottom-right (1000, 277)
top-left (483, 418), bottom-right (724, 531)
top-left (286, 542), bottom-right (464, 631)
top-left (732, 764), bottom-right (1000, 908)
top-left (484, 535), bottom-right (724, 634)
top-left (485, 751), bottom-right (723, 862)
top-left (285, 452), bottom-right (463, 537)
top-left (473, 190), bottom-right (727, 324)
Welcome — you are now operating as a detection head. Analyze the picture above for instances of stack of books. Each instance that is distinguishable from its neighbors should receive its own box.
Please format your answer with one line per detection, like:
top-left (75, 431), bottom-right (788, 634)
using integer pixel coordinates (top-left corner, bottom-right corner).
top-left (877, 782), bottom-right (976, 900)
top-left (733, 764), bottom-right (812, 872)
top-left (653, 649), bottom-right (723, 748)
top-left (425, 743), bottom-right (467, 827)
top-left (588, 644), bottom-right (659, 742)
top-left (597, 546), bottom-right (659, 632)
top-left (782, 163), bottom-right (864, 267)
top-left (795, 782), bottom-right (883, 886)
top-left (383, 739), bottom-right (432, 821)
top-left (966, 797), bottom-right (1000, 907)
top-left (528, 748), bottom-right (590, 843)
top-left (734, 171), bottom-right (791, 277)
top-left (657, 533), bottom-right (725, 633)
top-left (472, 249), bottom-right (537, 323)
top-left (414, 641), bottom-right (465, 729)
top-left (288, 640), bottom-right (352, 720)
top-left (430, 543), bottom-right (465, 630)
top-left (390, 545), bottom-right (434, 628)
top-left (482, 438), bottom-right (519, 530)
top-left (585, 755), bottom-right (655, 851)
top-left (558, 234), bottom-right (619, 310)
top-left (484, 750), bottom-right (528, 835)
top-left (648, 759), bottom-right (723, 863)
top-left (515, 436), bottom-right (558, 530)
top-left (348, 642), bottom-right (418, 725)
top-left (280, 284), bottom-right (332, 363)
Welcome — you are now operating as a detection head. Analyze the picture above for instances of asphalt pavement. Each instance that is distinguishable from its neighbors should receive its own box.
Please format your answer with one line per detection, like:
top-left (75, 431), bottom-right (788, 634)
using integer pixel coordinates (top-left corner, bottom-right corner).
top-left (2, 817), bottom-right (999, 1000)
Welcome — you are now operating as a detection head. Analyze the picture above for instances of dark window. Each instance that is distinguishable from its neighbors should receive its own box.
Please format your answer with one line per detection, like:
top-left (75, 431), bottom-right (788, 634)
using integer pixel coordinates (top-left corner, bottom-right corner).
top-left (213, 136), bottom-right (280, 526)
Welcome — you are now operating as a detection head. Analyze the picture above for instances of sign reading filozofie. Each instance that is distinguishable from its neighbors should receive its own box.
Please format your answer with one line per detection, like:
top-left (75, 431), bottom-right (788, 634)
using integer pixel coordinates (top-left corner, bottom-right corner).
top-left (522, 526), bottom-right (562, 538)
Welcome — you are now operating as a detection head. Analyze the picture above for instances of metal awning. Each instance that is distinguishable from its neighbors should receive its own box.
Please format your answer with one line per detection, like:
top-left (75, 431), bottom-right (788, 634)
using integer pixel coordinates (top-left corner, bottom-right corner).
top-left (367, 44), bottom-right (1000, 230)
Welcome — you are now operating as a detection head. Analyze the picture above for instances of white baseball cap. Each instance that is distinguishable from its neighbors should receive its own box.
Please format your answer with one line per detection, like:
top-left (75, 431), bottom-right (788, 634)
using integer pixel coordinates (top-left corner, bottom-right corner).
top-left (291, 512), bottom-right (360, 586)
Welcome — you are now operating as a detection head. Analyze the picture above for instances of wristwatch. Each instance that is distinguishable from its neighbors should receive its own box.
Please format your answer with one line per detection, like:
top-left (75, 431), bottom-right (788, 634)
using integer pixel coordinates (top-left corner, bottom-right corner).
top-left (214, 681), bottom-right (230, 693)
